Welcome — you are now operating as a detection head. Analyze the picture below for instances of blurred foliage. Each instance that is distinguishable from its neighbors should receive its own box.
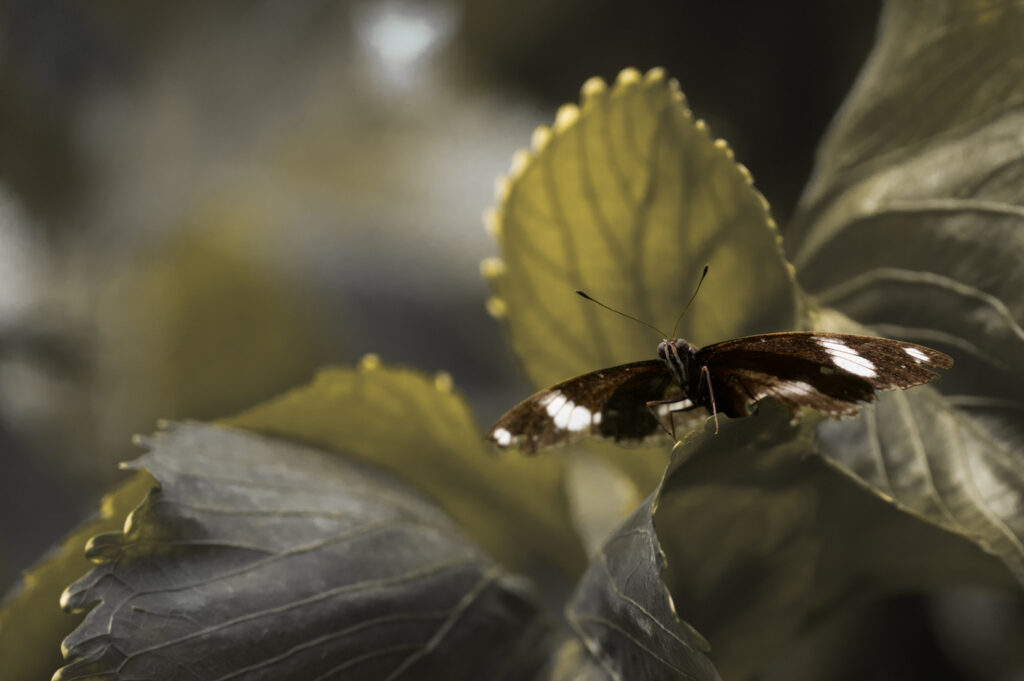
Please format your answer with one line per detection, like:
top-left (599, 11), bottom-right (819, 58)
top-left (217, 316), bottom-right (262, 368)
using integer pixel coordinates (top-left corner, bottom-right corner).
top-left (89, 207), bottom-right (334, 448)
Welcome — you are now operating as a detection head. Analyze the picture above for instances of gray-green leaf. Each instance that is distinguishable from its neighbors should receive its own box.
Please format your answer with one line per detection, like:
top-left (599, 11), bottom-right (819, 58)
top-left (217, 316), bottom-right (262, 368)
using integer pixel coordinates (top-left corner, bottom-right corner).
top-left (55, 422), bottom-right (552, 681)
top-left (653, 404), bottom-right (1017, 680)
top-left (787, 0), bottom-right (1024, 583)
top-left (566, 489), bottom-right (719, 681)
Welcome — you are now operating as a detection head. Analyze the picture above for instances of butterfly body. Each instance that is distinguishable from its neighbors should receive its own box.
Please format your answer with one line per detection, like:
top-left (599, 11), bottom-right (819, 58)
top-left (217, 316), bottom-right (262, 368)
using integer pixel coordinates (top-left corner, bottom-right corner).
top-left (488, 331), bottom-right (953, 454)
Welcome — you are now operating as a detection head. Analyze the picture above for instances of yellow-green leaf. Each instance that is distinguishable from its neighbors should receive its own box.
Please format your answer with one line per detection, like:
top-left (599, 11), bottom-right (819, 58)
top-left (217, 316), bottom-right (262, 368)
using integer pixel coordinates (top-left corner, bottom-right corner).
top-left (485, 67), bottom-right (799, 391)
top-left (224, 361), bottom-right (587, 576)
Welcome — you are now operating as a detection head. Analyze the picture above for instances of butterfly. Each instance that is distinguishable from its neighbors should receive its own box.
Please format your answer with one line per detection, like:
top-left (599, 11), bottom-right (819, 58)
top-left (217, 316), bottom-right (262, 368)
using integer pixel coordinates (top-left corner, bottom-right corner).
top-left (487, 269), bottom-right (953, 454)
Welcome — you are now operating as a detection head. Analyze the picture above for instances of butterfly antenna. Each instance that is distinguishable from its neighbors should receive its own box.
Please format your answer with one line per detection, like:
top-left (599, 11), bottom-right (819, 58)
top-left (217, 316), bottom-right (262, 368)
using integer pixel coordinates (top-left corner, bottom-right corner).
top-left (670, 264), bottom-right (710, 338)
top-left (575, 290), bottom-right (668, 338)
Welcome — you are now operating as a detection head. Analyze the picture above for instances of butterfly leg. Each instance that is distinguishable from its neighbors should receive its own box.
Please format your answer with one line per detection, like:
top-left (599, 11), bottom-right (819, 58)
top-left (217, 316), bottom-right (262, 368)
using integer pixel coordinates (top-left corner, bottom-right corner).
top-left (701, 365), bottom-right (719, 434)
top-left (646, 398), bottom-right (703, 441)
top-left (645, 398), bottom-right (680, 440)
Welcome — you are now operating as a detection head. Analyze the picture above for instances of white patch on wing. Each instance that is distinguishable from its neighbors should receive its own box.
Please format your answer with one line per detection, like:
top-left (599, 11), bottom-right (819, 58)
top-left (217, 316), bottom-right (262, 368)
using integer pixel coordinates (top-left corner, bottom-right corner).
top-left (544, 392), bottom-right (567, 417)
top-left (566, 405), bottom-right (592, 432)
top-left (492, 427), bottom-right (512, 446)
top-left (904, 346), bottom-right (930, 363)
top-left (816, 338), bottom-right (877, 378)
top-left (552, 399), bottom-right (576, 429)
top-left (655, 399), bottom-right (694, 418)
top-left (592, 412), bottom-right (602, 425)
top-left (772, 380), bottom-right (815, 397)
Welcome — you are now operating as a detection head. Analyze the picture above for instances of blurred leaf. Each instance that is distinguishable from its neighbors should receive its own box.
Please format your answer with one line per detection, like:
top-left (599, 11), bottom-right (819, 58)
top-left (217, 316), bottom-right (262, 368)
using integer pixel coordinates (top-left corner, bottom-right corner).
top-left (785, 1), bottom-right (1024, 583)
top-left (47, 206), bottom-right (336, 488)
top-left (56, 422), bottom-right (554, 681)
top-left (485, 67), bottom-right (800, 391)
top-left (98, 208), bottom-right (332, 421)
top-left (560, 446), bottom-right (664, 558)
top-left (540, 638), bottom-right (616, 681)
top-left (225, 362), bottom-right (588, 577)
top-left (566, 488), bottom-right (720, 681)
top-left (0, 471), bottom-right (154, 681)
top-left (654, 403), bottom-right (1019, 680)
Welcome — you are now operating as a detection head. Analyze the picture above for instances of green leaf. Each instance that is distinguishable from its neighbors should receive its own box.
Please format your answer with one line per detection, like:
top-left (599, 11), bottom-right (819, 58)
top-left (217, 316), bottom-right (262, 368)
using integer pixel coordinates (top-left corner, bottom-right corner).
top-left (786, 1), bottom-right (1024, 584)
top-left (224, 361), bottom-right (588, 577)
top-left (485, 67), bottom-right (800, 391)
top-left (653, 403), bottom-right (1018, 680)
top-left (0, 472), bottom-right (155, 681)
top-left (565, 489), bottom-right (720, 681)
top-left (56, 422), bottom-right (554, 681)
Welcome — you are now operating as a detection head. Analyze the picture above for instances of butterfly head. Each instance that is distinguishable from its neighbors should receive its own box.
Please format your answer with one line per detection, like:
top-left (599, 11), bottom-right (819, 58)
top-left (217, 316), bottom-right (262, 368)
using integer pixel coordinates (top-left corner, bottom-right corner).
top-left (657, 338), bottom-right (698, 386)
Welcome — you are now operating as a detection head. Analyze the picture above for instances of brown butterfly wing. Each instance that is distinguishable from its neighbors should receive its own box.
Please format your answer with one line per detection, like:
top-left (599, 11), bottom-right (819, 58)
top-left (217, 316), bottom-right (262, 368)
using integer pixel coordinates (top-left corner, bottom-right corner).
top-left (487, 360), bottom-right (693, 453)
top-left (696, 332), bottom-right (953, 419)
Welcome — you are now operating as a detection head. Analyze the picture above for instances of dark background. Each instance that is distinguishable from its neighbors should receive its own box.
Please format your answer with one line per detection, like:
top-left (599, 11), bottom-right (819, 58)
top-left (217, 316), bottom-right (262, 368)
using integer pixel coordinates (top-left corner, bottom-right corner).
top-left (10, 3), bottom-right (1014, 680)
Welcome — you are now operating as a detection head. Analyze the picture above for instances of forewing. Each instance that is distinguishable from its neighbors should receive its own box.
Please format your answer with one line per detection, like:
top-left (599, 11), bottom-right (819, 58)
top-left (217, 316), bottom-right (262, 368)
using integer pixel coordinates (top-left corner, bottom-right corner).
top-left (488, 361), bottom-right (686, 454)
top-left (696, 332), bottom-right (953, 419)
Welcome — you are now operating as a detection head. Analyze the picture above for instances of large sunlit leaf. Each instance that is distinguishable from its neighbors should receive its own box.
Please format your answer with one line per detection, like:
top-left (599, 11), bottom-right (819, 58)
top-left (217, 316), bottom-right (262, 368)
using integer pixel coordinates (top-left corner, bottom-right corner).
top-left (485, 67), bottom-right (800, 391)
top-left (651, 403), bottom-right (1018, 680)
top-left (786, 1), bottom-right (1024, 583)
top-left (225, 361), bottom-right (588, 576)
top-left (0, 472), bottom-right (155, 681)
top-left (56, 422), bottom-right (554, 681)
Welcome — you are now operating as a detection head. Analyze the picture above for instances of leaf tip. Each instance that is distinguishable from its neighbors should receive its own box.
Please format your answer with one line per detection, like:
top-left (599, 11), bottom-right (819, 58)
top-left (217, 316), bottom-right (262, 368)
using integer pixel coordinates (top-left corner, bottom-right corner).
top-left (480, 257), bottom-right (506, 281)
top-left (713, 137), bottom-right (734, 159)
top-left (358, 353), bottom-right (382, 372)
top-left (580, 76), bottom-right (607, 102)
top-left (615, 67), bottom-right (643, 87)
top-left (83, 531), bottom-right (123, 563)
top-left (493, 174), bottom-right (512, 203)
top-left (553, 103), bottom-right (580, 132)
top-left (530, 124), bottom-right (552, 151)
top-left (57, 585), bottom-right (74, 613)
top-left (486, 296), bottom-right (508, 319)
top-left (433, 371), bottom-right (453, 393)
top-left (483, 207), bottom-right (502, 238)
top-left (508, 148), bottom-right (531, 178)
top-left (643, 66), bottom-right (667, 84)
